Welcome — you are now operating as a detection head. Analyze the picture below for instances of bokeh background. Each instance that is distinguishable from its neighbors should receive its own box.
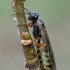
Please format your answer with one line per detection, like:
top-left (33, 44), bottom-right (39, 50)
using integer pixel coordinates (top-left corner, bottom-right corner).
top-left (0, 0), bottom-right (70, 70)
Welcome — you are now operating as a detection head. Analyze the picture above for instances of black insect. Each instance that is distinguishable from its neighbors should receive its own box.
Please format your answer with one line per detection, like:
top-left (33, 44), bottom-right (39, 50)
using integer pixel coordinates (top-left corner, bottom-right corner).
top-left (23, 8), bottom-right (45, 43)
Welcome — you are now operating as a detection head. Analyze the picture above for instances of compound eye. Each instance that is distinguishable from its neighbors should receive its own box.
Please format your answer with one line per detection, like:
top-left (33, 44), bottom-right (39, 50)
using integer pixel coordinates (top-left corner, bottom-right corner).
top-left (28, 16), bottom-right (32, 21)
top-left (35, 16), bottom-right (37, 18)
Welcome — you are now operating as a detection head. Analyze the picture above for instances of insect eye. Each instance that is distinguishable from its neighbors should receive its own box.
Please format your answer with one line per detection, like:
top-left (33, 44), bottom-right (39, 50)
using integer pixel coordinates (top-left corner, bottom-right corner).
top-left (35, 16), bottom-right (37, 18)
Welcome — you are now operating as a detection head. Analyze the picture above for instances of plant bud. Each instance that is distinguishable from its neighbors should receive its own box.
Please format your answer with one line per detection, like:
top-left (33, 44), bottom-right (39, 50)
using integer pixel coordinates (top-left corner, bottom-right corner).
top-left (22, 32), bottom-right (31, 40)
top-left (21, 39), bottom-right (32, 46)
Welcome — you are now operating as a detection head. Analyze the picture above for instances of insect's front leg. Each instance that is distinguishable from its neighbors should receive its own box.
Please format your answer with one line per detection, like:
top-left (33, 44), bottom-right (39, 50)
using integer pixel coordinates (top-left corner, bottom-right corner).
top-left (27, 21), bottom-right (32, 27)
top-left (33, 38), bottom-right (39, 46)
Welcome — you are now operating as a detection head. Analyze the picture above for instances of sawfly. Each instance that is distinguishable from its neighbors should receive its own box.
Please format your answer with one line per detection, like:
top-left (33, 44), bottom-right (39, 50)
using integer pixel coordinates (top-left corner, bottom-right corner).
top-left (12, 8), bottom-right (56, 70)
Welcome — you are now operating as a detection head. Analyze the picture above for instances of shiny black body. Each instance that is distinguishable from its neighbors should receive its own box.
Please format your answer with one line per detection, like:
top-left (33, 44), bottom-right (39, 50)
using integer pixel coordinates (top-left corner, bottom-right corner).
top-left (32, 22), bottom-right (41, 43)
top-left (28, 12), bottom-right (45, 43)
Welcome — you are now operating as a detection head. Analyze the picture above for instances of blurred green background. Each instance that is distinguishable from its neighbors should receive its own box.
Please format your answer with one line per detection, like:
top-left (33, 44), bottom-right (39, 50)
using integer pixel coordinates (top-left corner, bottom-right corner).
top-left (0, 0), bottom-right (70, 70)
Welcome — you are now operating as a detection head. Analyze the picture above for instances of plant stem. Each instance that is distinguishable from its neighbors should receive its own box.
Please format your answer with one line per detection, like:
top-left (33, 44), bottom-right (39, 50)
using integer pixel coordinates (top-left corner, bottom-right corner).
top-left (12, 0), bottom-right (39, 70)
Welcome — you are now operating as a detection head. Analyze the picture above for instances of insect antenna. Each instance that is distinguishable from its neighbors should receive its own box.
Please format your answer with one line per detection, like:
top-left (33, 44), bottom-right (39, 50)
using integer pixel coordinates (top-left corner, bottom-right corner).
top-left (24, 8), bottom-right (30, 13)
top-left (11, 8), bottom-right (31, 16)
